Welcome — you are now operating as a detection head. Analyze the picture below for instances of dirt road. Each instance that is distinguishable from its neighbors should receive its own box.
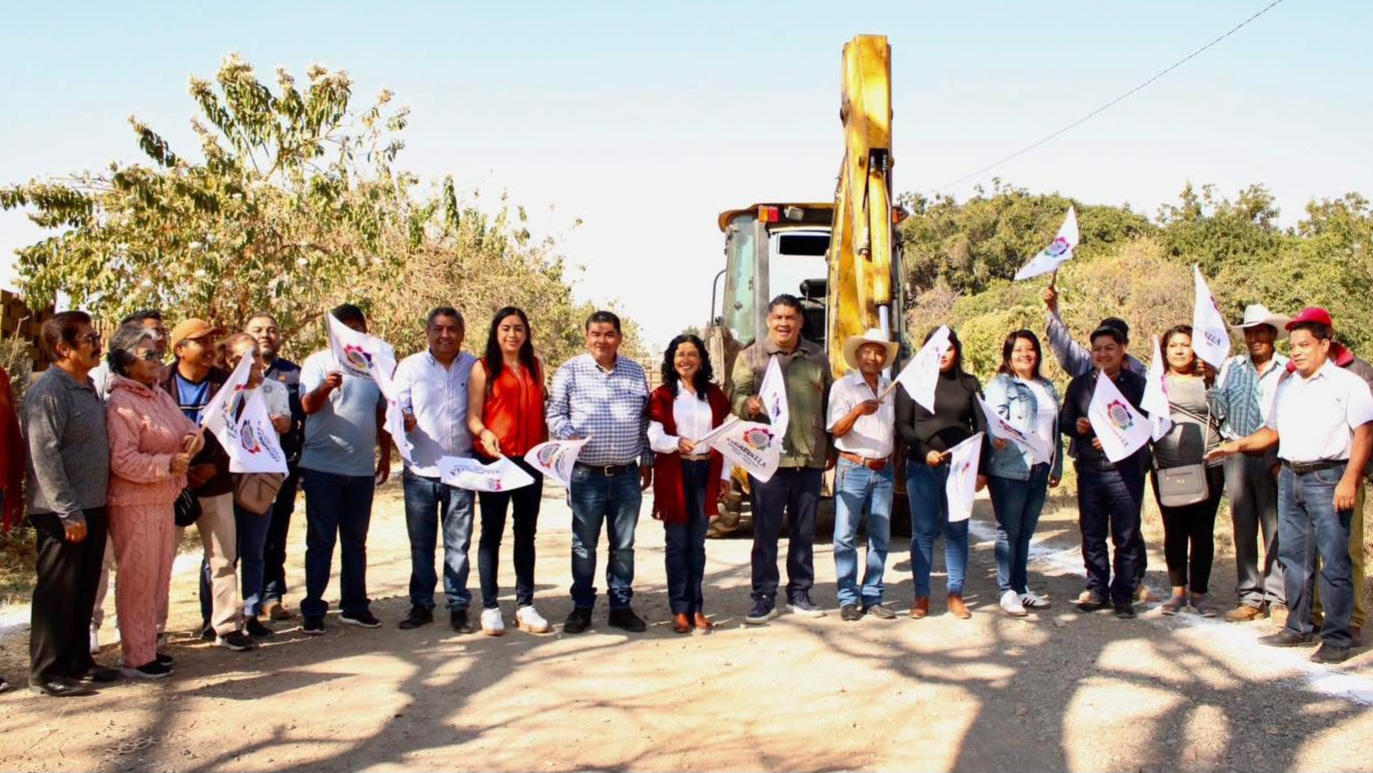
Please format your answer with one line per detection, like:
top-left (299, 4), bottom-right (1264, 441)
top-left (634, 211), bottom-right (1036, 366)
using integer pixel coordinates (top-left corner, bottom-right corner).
top-left (1, 482), bottom-right (1371, 772)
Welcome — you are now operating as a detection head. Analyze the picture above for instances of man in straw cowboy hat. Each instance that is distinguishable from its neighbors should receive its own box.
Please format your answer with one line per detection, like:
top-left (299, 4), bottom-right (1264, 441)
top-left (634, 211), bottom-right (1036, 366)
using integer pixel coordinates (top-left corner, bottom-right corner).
top-left (827, 328), bottom-right (900, 622)
top-left (1213, 304), bottom-right (1291, 624)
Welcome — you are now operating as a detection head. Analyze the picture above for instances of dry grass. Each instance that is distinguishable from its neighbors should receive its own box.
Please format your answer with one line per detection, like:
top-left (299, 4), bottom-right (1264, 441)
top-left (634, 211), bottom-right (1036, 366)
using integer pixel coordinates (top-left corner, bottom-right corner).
top-left (0, 526), bottom-right (37, 606)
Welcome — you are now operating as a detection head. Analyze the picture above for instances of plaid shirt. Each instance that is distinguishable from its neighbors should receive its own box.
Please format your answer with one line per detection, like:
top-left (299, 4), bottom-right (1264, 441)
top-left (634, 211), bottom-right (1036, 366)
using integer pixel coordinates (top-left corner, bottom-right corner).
top-left (547, 353), bottom-right (652, 467)
top-left (1216, 353), bottom-right (1289, 439)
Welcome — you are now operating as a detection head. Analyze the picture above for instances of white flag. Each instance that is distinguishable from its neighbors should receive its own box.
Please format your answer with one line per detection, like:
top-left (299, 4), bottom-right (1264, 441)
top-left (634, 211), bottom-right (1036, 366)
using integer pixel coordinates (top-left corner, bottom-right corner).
top-left (368, 357), bottom-right (412, 464)
top-left (438, 455), bottom-right (535, 493)
top-left (945, 432), bottom-right (983, 523)
top-left (524, 437), bottom-right (591, 488)
top-left (1142, 335), bottom-right (1174, 442)
top-left (224, 388), bottom-right (289, 474)
top-left (1013, 206), bottom-right (1079, 281)
top-left (326, 312), bottom-right (397, 382)
top-left (976, 396), bottom-right (1052, 465)
top-left (1191, 265), bottom-right (1231, 369)
top-left (757, 355), bottom-right (790, 440)
top-left (894, 326), bottom-right (950, 412)
top-left (696, 417), bottom-right (781, 483)
top-left (1087, 373), bottom-right (1153, 462)
top-left (200, 351), bottom-right (254, 435)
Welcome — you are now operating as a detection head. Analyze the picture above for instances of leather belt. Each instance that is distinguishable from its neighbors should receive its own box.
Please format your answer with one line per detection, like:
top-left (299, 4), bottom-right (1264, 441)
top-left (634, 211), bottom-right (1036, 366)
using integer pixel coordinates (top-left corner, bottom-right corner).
top-left (1281, 459), bottom-right (1345, 475)
top-left (574, 462), bottom-right (637, 476)
top-left (839, 451), bottom-right (889, 471)
top-left (681, 454), bottom-right (711, 462)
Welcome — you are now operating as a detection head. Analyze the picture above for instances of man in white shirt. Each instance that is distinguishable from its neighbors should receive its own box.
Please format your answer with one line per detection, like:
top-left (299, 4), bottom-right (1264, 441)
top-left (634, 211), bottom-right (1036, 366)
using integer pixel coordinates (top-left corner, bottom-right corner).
top-left (1209, 310), bottom-right (1373, 664)
top-left (827, 329), bottom-right (899, 622)
top-left (392, 307), bottom-right (480, 634)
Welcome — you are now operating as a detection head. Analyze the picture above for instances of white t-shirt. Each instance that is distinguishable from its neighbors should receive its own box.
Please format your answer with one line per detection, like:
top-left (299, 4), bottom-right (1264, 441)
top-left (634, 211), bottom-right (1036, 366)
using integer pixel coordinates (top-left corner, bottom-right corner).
top-left (826, 372), bottom-right (895, 459)
top-left (1022, 377), bottom-right (1058, 458)
top-left (1268, 360), bottom-right (1373, 463)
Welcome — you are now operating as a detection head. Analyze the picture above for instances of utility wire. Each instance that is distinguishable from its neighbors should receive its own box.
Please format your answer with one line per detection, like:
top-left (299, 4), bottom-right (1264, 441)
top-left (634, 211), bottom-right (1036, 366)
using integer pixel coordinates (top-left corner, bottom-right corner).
top-left (932, 0), bottom-right (1290, 193)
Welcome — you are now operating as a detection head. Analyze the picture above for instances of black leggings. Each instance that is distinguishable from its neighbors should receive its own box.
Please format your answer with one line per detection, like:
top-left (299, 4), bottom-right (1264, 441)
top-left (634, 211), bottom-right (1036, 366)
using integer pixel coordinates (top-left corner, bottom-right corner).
top-left (1153, 465), bottom-right (1225, 593)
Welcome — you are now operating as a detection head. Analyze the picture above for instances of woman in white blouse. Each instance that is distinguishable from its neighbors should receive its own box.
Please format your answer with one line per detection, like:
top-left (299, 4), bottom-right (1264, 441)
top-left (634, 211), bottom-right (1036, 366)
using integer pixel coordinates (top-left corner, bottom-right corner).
top-left (647, 334), bottom-right (731, 634)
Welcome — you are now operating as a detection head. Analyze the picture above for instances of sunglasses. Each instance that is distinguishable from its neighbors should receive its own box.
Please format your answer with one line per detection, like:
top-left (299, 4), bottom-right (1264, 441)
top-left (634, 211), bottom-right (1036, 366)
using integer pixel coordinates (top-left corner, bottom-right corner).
top-left (135, 349), bottom-right (164, 363)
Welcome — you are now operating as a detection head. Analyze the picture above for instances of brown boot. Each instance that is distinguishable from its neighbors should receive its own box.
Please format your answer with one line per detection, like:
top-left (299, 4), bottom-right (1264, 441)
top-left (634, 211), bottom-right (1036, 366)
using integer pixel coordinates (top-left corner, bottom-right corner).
top-left (692, 613), bottom-right (713, 633)
top-left (909, 596), bottom-right (930, 619)
top-left (948, 594), bottom-right (972, 619)
top-left (671, 613), bottom-right (692, 634)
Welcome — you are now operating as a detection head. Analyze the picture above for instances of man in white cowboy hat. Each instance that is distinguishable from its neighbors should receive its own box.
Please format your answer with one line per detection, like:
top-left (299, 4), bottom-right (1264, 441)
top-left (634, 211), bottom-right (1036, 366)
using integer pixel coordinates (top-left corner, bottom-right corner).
top-left (1214, 304), bottom-right (1291, 624)
top-left (826, 328), bottom-right (900, 622)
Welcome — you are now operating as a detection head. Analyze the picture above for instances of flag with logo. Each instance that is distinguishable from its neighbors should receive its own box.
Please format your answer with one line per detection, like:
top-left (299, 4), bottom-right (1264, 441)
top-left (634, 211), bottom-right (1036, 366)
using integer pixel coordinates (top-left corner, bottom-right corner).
top-left (1088, 373), bottom-right (1153, 462)
top-left (1191, 265), bottom-right (1231, 369)
top-left (200, 351), bottom-right (253, 439)
top-left (326, 312), bottom-right (397, 381)
top-left (1142, 335), bottom-right (1174, 442)
top-left (696, 417), bottom-right (781, 483)
top-left (438, 455), bottom-right (535, 493)
top-left (976, 396), bottom-right (1052, 465)
top-left (945, 432), bottom-right (984, 523)
top-left (368, 357), bottom-right (413, 464)
top-left (524, 437), bottom-right (592, 488)
top-left (1013, 206), bottom-right (1079, 281)
top-left (893, 325), bottom-right (950, 412)
top-left (224, 388), bottom-right (289, 474)
top-left (757, 355), bottom-right (790, 440)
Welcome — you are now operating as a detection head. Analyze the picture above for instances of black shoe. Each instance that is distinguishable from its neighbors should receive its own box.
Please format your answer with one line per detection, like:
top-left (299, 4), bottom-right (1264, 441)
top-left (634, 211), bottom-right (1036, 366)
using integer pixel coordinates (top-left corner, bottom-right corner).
top-left (340, 610), bottom-right (382, 629)
top-left (840, 604), bottom-right (864, 622)
top-left (608, 607), bottom-right (647, 633)
top-left (1113, 602), bottom-right (1137, 620)
top-left (199, 625), bottom-right (215, 642)
top-left (30, 677), bottom-right (93, 697)
top-left (863, 603), bottom-right (897, 620)
top-left (155, 652), bottom-right (174, 666)
top-left (1259, 629), bottom-right (1315, 648)
top-left (563, 607), bottom-right (593, 634)
top-left (121, 661), bottom-right (173, 680)
top-left (450, 609), bottom-right (475, 634)
top-left (216, 631), bottom-right (257, 651)
top-left (302, 616), bottom-right (325, 636)
top-left (245, 618), bottom-right (275, 638)
top-left (398, 606), bottom-right (434, 630)
top-left (1076, 594), bottom-right (1110, 613)
top-left (74, 666), bottom-right (119, 683)
top-left (1311, 642), bottom-right (1354, 664)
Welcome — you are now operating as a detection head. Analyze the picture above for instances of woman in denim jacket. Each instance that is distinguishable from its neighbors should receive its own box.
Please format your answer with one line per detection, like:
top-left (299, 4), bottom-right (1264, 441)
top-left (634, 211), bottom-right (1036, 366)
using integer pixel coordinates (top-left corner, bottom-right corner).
top-left (984, 330), bottom-right (1064, 616)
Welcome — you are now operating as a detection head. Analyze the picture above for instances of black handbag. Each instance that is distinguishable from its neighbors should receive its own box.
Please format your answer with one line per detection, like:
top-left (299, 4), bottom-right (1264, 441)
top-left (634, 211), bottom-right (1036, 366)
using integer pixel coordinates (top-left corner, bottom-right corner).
top-left (174, 487), bottom-right (202, 527)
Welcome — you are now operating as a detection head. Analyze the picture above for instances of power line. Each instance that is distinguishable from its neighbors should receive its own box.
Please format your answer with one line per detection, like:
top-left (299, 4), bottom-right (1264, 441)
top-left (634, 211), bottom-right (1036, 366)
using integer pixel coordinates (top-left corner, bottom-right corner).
top-left (932, 0), bottom-right (1290, 193)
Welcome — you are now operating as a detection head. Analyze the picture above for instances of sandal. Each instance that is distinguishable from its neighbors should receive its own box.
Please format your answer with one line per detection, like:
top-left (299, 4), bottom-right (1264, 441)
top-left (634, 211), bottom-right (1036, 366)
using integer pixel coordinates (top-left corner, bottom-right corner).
top-left (1160, 595), bottom-right (1188, 616)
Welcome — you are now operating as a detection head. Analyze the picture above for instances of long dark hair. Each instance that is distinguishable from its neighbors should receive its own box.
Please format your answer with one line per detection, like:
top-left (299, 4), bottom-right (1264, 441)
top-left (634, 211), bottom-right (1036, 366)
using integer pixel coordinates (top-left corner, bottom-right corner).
top-left (997, 329), bottom-right (1044, 380)
top-left (484, 307), bottom-right (538, 380)
top-left (925, 326), bottom-right (965, 375)
top-left (1161, 324), bottom-right (1197, 373)
top-left (661, 334), bottom-right (714, 400)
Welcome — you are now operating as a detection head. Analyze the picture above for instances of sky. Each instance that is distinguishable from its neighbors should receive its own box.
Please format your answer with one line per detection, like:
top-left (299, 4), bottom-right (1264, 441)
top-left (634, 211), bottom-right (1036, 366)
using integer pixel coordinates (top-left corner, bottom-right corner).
top-left (2, 0), bottom-right (1370, 352)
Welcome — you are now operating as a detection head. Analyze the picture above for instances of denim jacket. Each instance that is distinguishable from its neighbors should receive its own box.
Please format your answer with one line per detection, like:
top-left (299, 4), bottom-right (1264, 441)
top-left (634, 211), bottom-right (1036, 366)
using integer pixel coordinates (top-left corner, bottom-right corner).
top-left (983, 373), bottom-right (1064, 482)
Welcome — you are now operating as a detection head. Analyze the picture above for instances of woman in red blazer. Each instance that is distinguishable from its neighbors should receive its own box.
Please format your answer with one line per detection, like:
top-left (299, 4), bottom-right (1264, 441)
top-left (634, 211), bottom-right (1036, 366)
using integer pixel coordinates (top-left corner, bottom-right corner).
top-left (648, 334), bottom-right (731, 634)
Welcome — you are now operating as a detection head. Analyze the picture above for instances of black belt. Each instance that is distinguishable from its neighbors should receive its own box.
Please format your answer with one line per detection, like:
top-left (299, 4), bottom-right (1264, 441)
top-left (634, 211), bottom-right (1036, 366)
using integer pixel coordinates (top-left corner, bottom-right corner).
top-left (574, 462), bottom-right (638, 476)
top-left (1281, 459), bottom-right (1345, 475)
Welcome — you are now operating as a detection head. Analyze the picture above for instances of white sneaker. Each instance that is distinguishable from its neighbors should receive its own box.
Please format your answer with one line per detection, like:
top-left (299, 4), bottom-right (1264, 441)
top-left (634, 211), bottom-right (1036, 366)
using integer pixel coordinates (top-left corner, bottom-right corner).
top-left (481, 608), bottom-right (506, 637)
top-left (89, 624), bottom-right (100, 655)
top-left (1019, 591), bottom-right (1052, 610)
top-left (515, 605), bottom-right (551, 634)
top-left (1000, 590), bottom-right (1028, 617)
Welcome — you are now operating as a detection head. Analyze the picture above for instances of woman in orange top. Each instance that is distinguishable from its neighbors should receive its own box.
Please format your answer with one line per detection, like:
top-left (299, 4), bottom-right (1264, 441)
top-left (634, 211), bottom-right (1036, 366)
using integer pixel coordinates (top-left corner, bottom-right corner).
top-left (468, 307), bottom-right (550, 636)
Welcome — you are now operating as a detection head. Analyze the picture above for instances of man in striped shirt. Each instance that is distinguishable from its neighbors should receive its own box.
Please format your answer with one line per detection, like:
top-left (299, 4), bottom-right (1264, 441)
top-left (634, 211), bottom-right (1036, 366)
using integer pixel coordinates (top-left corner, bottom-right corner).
top-left (547, 311), bottom-right (653, 634)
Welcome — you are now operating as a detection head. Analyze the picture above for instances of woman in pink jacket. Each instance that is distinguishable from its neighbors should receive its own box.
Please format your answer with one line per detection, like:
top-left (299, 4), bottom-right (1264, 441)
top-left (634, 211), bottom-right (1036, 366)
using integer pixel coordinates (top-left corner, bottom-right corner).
top-left (105, 323), bottom-right (201, 678)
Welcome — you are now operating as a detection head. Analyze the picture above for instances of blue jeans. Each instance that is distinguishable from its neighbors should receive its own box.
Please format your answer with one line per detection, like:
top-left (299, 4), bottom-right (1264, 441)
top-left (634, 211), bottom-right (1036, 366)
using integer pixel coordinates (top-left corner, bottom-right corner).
top-left (300, 470), bottom-right (376, 619)
top-left (569, 465), bottom-right (642, 609)
top-left (906, 463), bottom-right (968, 596)
top-left (988, 465), bottom-right (1051, 594)
top-left (1279, 464), bottom-right (1355, 647)
top-left (263, 463), bottom-right (300, 605)
top-left (1076, 463), bottom-right (1145, 605)
top-left (236, 503), bottom-right (273, 619)
top-left (749, 467), bottom-right (821, 602)
top-left (402, 470), bottom-right (475, 611)
top-left (833, 458), bottom-right (894, 607)
top-left (664, 459), bottom-right (711, 615)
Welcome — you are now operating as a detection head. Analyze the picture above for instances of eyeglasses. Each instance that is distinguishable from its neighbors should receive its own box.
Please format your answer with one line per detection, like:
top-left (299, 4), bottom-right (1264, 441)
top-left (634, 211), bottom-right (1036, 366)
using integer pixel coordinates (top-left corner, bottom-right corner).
top-left (136, 350), bottom-right (164, 363)
top-left (76, 333), bottom-right (102, 347)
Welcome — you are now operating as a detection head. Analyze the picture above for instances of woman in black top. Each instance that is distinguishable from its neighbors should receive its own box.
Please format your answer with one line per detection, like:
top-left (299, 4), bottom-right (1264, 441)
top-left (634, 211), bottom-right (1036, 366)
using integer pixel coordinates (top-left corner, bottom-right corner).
top-left (897, 328), bottom-right (987, 620)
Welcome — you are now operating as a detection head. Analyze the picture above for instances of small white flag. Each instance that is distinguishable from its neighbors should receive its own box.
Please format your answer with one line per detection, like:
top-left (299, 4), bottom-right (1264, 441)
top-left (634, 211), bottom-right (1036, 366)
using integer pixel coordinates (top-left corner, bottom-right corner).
top-left (200, 352), bottom-right (254, 435)
top-left (945, 432), bottom-right (984, 523)
top-left (326, 312), bottom-right (396, 382)
top-left (894, 326), bottom-right (950, 412)
top-left (976, 396), bottom-right (1052, 465)
top-left (524, 437), bottom-right (592, 488)
top-left (224, 388), bottom-right (289, 474)
top-left (1013, 206), bottom-right (1080, 281)
top-left (438, 455), bottom-right (535, 493)
top-left (1088, 373), bottom-right (1153, 462)
top-left (368, 357), bottom-right (412, 464)
top-left (1142, 335), bottom-right (1174, 442)
top-left (696, 417), bottom-right (781, 483)
top-left (1191, 265), bottom-right (1231, 369)
top-left (757, 355), bottom-right (790, 440)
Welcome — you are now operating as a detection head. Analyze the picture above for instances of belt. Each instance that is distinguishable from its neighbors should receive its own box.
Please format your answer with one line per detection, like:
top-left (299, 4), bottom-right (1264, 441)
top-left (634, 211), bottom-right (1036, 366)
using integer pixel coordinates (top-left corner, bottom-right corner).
top-left (574, 462), bottom-right (638, 476)
top-left (681, 454), bottom-right (711, 462)
top-left (1281, 459), bottom-right (1345, 475)
top-left (839, 451), bottom-right (889, 471)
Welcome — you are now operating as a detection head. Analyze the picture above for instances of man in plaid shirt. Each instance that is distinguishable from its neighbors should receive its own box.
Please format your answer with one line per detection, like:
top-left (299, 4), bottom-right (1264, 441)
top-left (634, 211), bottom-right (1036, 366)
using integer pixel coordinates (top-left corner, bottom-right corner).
top-left (547, 311), bottom-right (653, 634)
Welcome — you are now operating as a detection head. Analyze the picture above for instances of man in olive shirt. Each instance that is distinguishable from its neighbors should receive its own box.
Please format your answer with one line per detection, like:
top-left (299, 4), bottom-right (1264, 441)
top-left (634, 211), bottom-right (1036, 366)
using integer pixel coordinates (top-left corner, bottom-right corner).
top-left (730, 295), bottom-right (834, 624)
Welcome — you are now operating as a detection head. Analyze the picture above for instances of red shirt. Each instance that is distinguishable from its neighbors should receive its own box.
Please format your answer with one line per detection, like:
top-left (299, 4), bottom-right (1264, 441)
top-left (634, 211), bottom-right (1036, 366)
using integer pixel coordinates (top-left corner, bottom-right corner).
top-left (479, 359), bottom-right (547, 459)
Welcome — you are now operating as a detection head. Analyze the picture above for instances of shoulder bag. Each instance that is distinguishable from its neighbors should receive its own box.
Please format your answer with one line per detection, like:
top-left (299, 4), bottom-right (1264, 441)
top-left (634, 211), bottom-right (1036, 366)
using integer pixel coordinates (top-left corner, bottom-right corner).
top-left (1155, 401), bottom-right (1217, 508)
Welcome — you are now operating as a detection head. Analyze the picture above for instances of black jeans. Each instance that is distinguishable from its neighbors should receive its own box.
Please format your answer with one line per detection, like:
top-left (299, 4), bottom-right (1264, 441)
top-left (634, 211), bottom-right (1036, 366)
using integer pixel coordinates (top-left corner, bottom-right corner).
top-left (749, 467), bottom-right (821, 603)
top-left (30, 508), bottom-right (108, 683)
top-left (1154, 465), bottom-right (1225, 593)
top-left (262, 463), bottom-right (300, 605)
top-left (477, 458), bottom-right (543, 609)
top-left (1076, 464), bottom-right (1145, 605)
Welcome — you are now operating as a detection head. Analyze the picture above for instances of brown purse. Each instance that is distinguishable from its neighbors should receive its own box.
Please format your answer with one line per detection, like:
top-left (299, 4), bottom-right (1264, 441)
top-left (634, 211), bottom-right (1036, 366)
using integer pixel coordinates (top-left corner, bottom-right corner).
top-left (233, 472), bottom-right (287, 516)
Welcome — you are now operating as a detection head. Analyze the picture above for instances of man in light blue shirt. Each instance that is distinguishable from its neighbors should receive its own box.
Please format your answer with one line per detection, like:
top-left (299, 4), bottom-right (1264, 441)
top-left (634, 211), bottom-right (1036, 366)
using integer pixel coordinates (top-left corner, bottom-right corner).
top-left (298, 303), bottom-right (392, 635)
top-left (392, 307), bottom-right (480, 634)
